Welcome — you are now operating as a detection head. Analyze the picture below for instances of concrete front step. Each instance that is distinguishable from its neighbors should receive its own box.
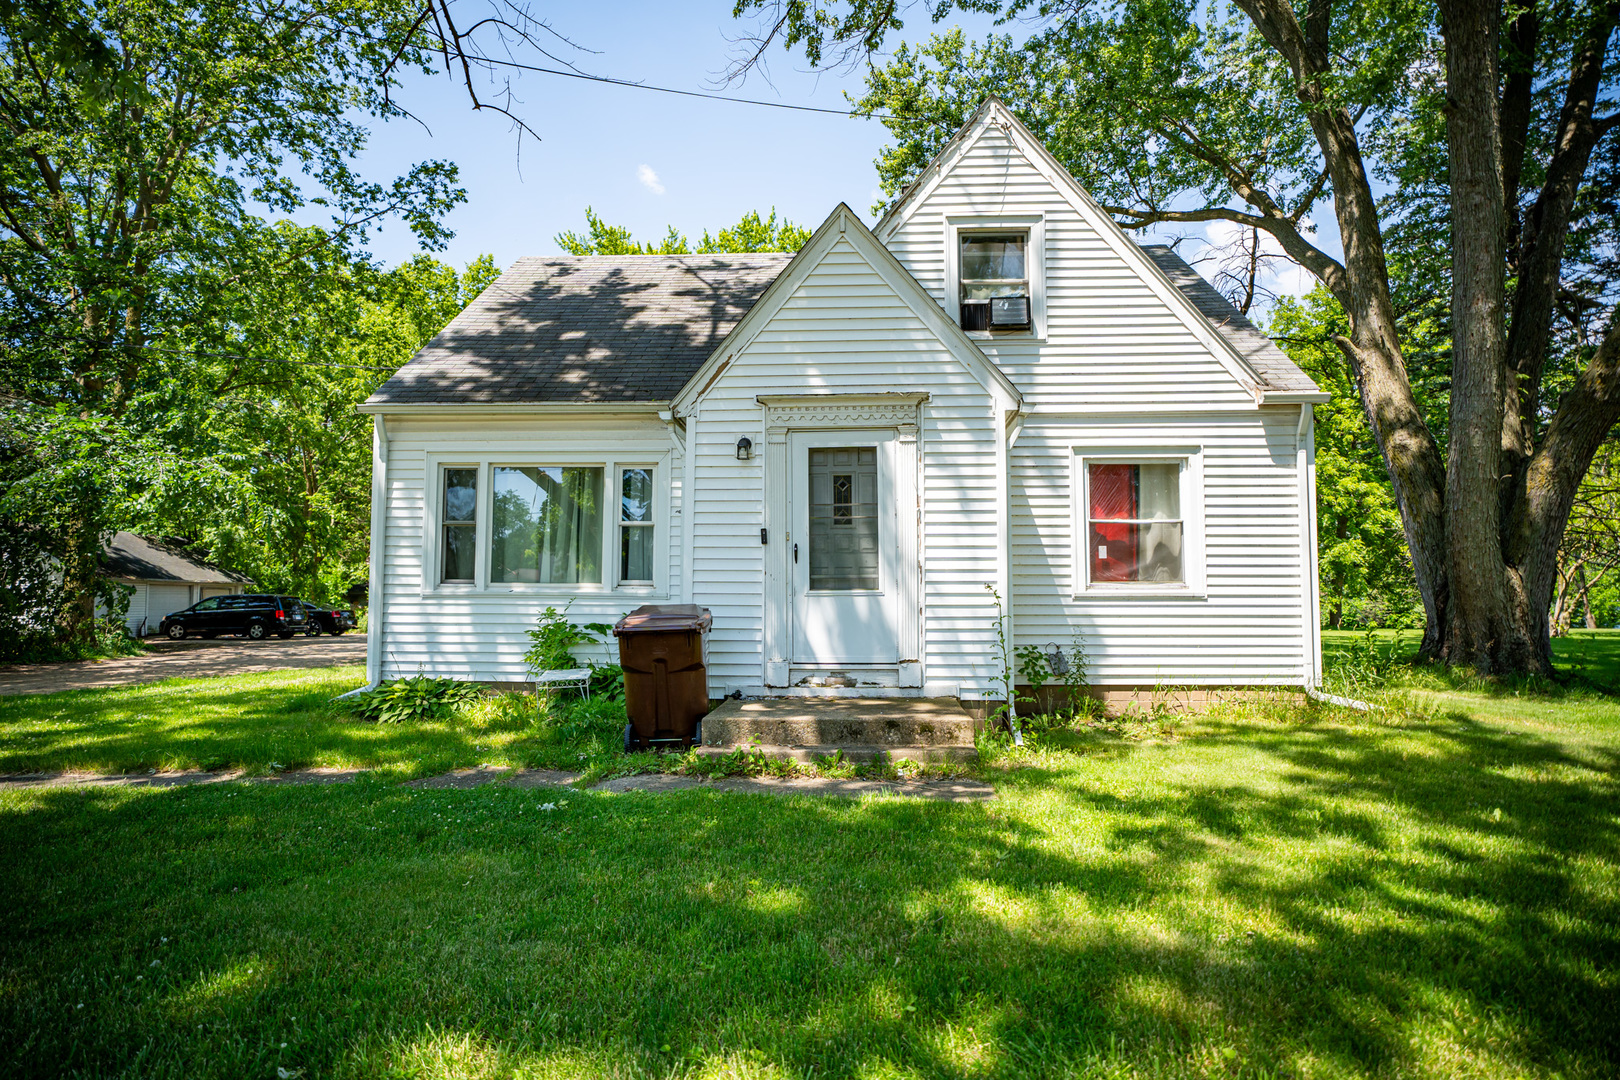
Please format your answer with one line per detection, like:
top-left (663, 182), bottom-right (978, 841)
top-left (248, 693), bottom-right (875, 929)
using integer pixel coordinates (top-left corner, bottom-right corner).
top-left (695, 744), bottom-right (977, 765)
top-left (701, 697), bottom-right (977, 757)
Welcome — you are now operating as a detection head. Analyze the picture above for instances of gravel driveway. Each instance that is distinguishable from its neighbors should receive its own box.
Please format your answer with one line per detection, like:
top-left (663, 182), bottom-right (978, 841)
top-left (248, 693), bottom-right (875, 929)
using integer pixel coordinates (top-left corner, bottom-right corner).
top-left (0, 635), bottom-right (366, 697)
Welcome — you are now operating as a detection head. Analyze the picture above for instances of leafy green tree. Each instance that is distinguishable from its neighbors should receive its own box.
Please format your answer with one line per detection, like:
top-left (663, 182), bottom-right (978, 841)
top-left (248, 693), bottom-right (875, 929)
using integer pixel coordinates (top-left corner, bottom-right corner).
top-left (131, 230), bottom-right (498, 603)
top-left (556, 207), bottom-right (811, 255)
top-left (731, 0), bottom-right (1620, 675)
top-left (1273, 290), bottom-right (1419, 629)
top-left (0, 0), bottom-right (466, 642)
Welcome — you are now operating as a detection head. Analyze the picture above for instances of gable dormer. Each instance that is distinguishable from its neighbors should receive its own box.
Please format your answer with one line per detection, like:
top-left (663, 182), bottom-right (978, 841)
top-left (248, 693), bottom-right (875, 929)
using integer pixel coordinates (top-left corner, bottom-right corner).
top-left (874, 99), bottom-right (1325, 410)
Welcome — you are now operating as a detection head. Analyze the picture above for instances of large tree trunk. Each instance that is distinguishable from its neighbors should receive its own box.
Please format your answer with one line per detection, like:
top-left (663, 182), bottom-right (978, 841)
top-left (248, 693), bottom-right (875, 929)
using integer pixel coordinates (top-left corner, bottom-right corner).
top-left (1436, 0), bottom-right (1544, 673)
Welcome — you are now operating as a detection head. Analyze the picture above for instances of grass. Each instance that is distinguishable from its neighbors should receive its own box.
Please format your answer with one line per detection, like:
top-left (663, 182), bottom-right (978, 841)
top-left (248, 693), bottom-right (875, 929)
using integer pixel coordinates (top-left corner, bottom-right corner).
top-left (1, 651), bottom-right (1618, 1077)
top-left (1322, 627), bottom-right (1620, 691)
top-left (0, 667), bottom-right (613, 780)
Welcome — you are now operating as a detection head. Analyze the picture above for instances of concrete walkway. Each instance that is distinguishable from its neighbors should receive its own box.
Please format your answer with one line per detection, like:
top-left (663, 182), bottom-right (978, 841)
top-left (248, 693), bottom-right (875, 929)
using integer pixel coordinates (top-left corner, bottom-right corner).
top-left (0, 635), bottom-right (365, 697)
top-left (0, 765), bottom-right (995, 801)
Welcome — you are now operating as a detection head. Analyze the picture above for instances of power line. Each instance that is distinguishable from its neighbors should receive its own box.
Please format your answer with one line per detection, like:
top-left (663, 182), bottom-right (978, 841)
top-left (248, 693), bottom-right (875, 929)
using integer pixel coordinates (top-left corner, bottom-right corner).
top-left (458, 53), bottom-right (901, 120)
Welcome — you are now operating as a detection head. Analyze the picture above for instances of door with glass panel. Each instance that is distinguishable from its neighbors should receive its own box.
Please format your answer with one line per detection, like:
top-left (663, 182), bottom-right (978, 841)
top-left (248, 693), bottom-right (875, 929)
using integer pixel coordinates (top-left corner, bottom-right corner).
top-left (789, 432), bottom-right (900, 665)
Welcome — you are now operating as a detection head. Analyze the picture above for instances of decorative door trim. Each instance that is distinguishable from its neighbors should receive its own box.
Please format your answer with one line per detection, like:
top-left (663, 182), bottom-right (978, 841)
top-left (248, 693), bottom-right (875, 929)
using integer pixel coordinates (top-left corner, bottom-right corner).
top-left (759, 393), bottom-right (926, 688)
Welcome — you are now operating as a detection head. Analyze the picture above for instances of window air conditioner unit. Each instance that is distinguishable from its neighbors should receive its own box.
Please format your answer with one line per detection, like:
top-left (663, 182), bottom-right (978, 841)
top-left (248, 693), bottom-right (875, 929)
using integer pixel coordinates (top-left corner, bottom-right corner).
top-left (990, 296), bottom-right (1030, 329)
top-left (959, 300), bottom-right (991, 331)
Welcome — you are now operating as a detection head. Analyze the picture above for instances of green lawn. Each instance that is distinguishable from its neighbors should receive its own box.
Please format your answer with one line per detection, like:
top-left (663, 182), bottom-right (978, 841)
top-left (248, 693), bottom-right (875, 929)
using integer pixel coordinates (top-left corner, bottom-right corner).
top-left (1, 659), bottom-right (1617, 1077)
top-left (0, 666), bottom-right (604, 779)
top-left (1322, 627), bottom-right (1620, 690)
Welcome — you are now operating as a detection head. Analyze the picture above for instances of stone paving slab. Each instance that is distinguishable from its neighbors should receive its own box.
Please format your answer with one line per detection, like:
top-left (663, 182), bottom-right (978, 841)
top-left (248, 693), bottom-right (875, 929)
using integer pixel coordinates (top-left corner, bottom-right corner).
top-left (0, 769), bottom-right (243, 790)
top-left (504, 769), bottom-right (584, 788)
top-left (1, 766), bottom-right (992, 801)
top-left (594, 773), bottom-right (995, 801)
top-left (0, 766), bottom-right (369, 790)
top-left (405, 765), bottom-right (513, 789)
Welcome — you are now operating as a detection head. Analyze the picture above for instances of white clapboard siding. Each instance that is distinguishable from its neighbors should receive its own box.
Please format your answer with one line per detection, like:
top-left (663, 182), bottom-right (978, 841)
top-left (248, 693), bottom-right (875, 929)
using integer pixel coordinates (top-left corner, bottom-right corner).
top-left (881, 108), bottom-right (1314, 686)
top-left (882, 124), bottom-right (1256, 412)
top-left (690, 235), bottom-right (1003, 696)
top-left (376, 414), bottom-right (684, 682)
top-left (1012, 411), bottom-right (1308, 685)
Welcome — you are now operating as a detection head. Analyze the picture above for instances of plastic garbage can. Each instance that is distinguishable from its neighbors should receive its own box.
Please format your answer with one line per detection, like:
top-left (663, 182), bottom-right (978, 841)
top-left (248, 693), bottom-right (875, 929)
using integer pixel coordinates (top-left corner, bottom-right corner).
top-left (613, 605), bottom-right (712, 751)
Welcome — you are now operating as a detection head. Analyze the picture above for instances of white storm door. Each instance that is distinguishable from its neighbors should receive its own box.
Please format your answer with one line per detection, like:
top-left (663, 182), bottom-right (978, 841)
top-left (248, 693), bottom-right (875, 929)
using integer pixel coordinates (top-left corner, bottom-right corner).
top-left (790, 430), bottom-right (900, 665)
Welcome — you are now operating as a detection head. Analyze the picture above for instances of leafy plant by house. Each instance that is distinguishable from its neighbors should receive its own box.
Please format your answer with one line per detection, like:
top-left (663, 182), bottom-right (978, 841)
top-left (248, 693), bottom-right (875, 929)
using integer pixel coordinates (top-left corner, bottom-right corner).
top-left (522, 603), bottom-right (614, 673)
top-left (984, 584), bottom-right (1024, 745)
top-left (351, 675), bottom-right (481, 724)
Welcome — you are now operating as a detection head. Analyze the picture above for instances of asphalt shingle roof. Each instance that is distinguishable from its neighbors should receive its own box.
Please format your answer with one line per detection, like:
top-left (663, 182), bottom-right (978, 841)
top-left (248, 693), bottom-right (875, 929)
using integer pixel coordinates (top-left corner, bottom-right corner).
top-left (365, 255), bottom-right (793, 406)
top-left (101, 532), bottom-right (254, 584)
top-left (1137, 244), bottom-right (1321, 394)
top-left (365, 245), bottom-right (1318, 407)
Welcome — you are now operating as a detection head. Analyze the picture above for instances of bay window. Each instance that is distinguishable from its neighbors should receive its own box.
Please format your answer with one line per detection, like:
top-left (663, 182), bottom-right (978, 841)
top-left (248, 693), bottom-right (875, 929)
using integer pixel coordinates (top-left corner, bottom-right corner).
top-left (430, 459), bottom-right (660, 592)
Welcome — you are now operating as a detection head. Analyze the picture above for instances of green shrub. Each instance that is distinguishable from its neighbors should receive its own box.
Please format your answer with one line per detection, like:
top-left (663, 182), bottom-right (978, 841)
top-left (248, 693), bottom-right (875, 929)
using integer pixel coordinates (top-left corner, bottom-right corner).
top-left (351, 675), bottom-right (482, 724)
top-left (587, 663), bottom-right (625, 701)
top-left (522, 603), bottom-right (613, 673)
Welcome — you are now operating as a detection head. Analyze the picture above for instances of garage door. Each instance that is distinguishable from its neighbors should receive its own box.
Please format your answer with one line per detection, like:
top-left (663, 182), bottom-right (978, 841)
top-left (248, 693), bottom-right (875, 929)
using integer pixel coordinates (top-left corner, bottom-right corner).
top-left (199, 586), bottom-right (235, 599)
top-left (147, 585), bottom-right (192, 626)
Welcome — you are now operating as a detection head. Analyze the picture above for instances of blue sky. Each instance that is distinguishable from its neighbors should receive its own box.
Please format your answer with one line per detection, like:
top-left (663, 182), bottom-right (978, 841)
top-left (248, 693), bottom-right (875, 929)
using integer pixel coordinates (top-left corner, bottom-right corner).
top-left (346, 1), bottom-right (940, 269)
top-left (334, 1), bottom-right (1316, 305)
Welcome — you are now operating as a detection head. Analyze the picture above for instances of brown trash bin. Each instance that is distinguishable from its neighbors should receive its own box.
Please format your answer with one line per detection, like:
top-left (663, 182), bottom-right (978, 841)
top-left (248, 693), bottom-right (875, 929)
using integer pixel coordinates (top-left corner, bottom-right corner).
top-left (613, 605), bottom-right (712, 751)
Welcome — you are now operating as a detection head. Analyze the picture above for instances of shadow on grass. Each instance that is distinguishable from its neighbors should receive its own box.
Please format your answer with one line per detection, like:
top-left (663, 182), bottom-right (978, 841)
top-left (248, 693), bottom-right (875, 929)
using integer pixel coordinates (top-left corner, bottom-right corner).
top-left (1, 707), bottom-right (1617, 1079)
top-left (0, 673), bottom-right (584, 777)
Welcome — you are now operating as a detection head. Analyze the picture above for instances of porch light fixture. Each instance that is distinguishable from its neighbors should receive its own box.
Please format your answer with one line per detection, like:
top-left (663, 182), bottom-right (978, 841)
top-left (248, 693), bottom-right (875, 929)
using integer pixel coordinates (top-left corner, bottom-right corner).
top-left (736, 437), bottom-right (753, 461)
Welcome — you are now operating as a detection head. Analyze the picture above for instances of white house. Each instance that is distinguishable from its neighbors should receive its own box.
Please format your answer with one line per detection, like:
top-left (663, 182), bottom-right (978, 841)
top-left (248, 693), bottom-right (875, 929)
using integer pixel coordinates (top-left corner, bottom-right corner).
top-left (360, 100), bottom-right (1328, 707)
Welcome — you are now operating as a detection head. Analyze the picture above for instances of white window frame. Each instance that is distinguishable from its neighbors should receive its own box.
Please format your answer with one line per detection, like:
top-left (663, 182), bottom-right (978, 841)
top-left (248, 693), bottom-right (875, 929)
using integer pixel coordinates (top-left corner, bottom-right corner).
top-left (437, 463), bottom-right (480, 585)
top-left (944, 213), bottom-right (1046, 340)
top-left (614, 464), bottom-right (659, 589)
top-left (422, 453), bottom-right (667, 597)
top-left (1070, 448), bottom-right (1206, 597)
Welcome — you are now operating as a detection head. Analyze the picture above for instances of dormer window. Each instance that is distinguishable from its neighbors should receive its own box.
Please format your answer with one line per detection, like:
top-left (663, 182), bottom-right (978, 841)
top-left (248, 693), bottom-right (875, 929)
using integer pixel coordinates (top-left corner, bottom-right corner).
top-left (945, 215), bottom-right (1044, 337)
top-left (959, 232), bottom-right (1030, 331)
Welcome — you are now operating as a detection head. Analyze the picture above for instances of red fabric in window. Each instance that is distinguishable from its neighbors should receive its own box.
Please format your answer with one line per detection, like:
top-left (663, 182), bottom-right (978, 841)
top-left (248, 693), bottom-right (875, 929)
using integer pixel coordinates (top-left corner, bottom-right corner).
top-left (1089, 464), bottom-right (1137, 582)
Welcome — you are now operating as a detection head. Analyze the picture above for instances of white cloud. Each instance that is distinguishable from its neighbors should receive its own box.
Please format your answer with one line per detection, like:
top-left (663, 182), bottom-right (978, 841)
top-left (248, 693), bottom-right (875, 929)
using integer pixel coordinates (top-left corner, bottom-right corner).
top-left (637, 164), bottom-right (664, 196)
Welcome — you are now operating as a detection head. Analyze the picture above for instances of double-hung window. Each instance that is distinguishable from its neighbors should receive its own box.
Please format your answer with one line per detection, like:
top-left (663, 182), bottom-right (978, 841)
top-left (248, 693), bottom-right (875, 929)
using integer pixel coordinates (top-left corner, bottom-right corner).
top-left (958, 231), bottom-right (1030, 331)
top-left (619, 468), bottom-right (655, 584)
top-left (441, 468), bottom-right (478, 584)
top-left (432, 461), bottom-right (659, 591)
top-left (1075, 453), bottom-right (1203, 593)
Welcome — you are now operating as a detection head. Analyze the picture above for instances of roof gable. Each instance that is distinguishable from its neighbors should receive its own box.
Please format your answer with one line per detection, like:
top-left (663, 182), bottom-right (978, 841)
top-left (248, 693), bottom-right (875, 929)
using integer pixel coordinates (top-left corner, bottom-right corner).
top-left (364, 254), bottom-right (792, 407)
top-left (670, 204), bottom-right (1022, 414)
top-left (875, 98), bottom-right (1326, 404)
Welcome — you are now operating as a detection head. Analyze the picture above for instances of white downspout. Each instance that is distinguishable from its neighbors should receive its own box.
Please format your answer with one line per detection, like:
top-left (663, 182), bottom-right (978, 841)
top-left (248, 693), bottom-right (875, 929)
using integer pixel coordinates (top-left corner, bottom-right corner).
top-left (1001, 403), bottom-right (1025, 745)
top-left (365, 413), bottom-right (389, 688)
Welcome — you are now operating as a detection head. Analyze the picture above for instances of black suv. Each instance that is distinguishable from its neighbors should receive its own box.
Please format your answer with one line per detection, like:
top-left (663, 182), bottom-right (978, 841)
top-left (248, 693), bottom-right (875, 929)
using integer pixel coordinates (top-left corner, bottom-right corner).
top-left (294, 599), bottom-right (356, 637)
top-left (159, 594), bottom-right (309, 641)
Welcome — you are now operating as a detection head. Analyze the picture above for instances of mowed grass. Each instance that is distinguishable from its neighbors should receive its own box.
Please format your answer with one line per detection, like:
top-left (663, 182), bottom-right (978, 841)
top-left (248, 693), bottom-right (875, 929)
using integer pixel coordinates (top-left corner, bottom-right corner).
top-left (1, 664), bottom-right (1618, 1077)
top-left (1322, 627), bottom-right (1620, 691)
top-left (0, 666), bottom-right (586, 779)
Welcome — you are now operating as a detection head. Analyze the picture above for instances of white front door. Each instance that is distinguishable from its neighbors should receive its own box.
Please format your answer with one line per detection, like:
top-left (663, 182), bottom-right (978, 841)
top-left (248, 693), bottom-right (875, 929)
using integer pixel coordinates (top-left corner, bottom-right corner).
top-left (790, 430), bottom-right (900, 665)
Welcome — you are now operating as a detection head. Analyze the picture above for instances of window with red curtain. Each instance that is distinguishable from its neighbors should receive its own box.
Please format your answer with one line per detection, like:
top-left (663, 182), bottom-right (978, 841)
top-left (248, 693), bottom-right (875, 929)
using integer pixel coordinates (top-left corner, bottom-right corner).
top-left (1086, 462), bottom-right (1185, 584)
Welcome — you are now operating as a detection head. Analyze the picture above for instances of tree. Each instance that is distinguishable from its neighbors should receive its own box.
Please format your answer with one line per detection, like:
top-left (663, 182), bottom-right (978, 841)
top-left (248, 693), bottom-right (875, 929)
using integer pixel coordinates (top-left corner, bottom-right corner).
top-left (730, 0), bottom-right (1620, 675)
top-left (1273, 289), bottom-right (1419, 629)
top-left (556, 207), bottom-right (812, 255)
top-left (0, 0), bottom-right (466, 642)
top-left (133, 229), bottom-right (499, 602)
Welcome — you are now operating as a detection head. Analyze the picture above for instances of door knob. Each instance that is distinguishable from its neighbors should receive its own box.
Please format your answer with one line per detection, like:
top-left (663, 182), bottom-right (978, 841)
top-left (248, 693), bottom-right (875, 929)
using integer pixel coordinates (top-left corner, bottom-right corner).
top-left (793, 543), bottom-right (799, 563)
